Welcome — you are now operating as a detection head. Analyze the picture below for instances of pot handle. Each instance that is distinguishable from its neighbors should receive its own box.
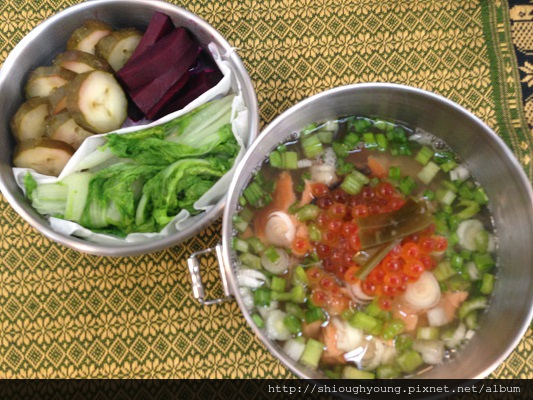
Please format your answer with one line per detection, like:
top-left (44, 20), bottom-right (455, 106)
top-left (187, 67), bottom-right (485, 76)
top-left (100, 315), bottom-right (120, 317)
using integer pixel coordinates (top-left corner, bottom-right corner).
top-left (187, 244), bottom-right (233, 305)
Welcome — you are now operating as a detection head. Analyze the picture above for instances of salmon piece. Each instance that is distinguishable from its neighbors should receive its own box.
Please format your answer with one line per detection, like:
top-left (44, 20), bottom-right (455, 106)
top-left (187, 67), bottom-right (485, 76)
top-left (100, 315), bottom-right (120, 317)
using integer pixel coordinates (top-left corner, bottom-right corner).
top-left (393, 302), bottom-right (419, 332)
top-left (302, 320), bottom-right (323, 340)
top-left (299, 179), bottom-right (314, 206)
top-left (368, 155), bottom-right (388, 178)
top-left (320, 323), bottom-right (347, 365)
top-left (253, 171), bottom-right (297, 242)
top-left (439, 291), bottom-right (469, 320)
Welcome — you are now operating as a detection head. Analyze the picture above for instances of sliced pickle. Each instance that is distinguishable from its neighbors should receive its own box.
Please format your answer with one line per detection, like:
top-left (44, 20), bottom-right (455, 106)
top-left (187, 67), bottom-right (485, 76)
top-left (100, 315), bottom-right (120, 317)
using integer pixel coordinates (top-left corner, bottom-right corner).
top-left (48, 85), bottom-right (69, 115)
top-left (45, 110), bottom-right (94, 149)
top-left (67, 20), bottom-right (113, 55)
top-left (53, 50), bottom-right (112, 74)
top-left (10, 97), bottom-right (50, 142)
top-left (25, 66), bottom-right (76, 98)
top-left (66, 70), bottom-right (127, 134)
top-left (95, 28), bottom-right (143, 71)
top-left (13, 138), bottom-right (75, 177)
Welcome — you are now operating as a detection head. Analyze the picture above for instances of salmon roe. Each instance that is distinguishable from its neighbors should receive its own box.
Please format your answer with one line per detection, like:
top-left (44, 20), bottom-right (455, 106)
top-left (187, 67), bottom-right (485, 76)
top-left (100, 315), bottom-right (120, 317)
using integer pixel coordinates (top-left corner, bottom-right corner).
top-left (306, 181), bottom-right (447, 310)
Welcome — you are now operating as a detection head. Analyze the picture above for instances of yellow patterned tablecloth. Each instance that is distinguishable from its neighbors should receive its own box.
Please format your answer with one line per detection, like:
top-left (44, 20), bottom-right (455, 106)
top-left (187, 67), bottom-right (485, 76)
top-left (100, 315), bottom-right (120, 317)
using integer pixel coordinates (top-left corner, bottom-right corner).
top-left (0, 0), bottom-right (531, 379)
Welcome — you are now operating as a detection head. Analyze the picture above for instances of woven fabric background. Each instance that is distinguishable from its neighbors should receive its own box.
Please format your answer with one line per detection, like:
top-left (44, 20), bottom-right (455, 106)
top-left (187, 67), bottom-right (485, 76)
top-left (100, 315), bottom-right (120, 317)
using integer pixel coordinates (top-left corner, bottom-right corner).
top-left (0, 0), bottom-right (531, 378)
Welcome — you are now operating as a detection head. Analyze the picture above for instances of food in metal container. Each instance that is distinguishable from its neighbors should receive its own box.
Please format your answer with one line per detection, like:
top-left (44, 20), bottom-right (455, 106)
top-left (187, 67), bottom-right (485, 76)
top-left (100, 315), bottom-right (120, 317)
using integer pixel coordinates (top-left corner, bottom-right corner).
top-left (233, 116), bottom-right (497, 378)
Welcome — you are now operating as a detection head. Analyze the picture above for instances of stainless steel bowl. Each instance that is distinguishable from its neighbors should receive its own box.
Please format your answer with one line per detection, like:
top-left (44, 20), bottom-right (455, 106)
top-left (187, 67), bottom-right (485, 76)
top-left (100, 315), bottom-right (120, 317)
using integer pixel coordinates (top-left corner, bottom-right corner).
top-left (189, 83), bottom-right (533, 379)
top-left (0, 0), bottom-right (258, 256)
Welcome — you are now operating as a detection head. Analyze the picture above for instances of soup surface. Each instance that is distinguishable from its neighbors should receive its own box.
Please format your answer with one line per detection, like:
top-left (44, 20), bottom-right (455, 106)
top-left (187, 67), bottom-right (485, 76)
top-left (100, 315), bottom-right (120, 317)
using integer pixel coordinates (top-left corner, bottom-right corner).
top-left (233, 117), bottom-right (496, 378)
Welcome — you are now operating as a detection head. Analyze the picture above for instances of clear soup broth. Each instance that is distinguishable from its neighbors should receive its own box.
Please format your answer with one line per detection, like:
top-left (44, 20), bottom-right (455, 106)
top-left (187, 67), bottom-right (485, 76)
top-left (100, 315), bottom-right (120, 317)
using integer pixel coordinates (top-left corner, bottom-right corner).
top-left (232, 116), bottom-right (496, 379)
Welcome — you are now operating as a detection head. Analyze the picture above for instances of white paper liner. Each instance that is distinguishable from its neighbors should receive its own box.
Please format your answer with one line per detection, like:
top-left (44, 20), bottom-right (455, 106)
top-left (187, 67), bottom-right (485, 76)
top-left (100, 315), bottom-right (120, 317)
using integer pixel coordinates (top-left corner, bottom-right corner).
top-left (13, 43), bottom-right (249, 245)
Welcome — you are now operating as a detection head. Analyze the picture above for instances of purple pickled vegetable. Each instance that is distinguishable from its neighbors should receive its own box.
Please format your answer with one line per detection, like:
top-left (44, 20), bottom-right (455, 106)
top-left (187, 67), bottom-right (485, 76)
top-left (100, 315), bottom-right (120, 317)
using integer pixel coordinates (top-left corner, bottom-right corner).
top-left (145, 72), bottom-right (190, 119)
top-left (152, 69), bottom-right (223, 119)
top-left (129, 12), bottom-right (174, 62)
top-left (117, 28), bottom-right (195, 91)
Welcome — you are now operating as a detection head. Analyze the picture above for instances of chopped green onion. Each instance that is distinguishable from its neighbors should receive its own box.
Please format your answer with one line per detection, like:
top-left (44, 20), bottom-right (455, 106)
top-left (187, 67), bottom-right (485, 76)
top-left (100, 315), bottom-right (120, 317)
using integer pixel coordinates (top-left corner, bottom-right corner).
top-left (473, 187), bottom-right (489, 205)
top-left (317, 130), bottom-right (333, 144)
top-left (376, 364), bottom-right (401, 379)
top-left (464, 312), bottom-right (478, 330)
top-left (232, 237), bottom-right (249, 253)
top-left (251, 313), bottom-right (264, 328)
top-left (293, 265), bottom-right (308, 285)
top-left (301, 123), bottom-right (318, 136)
top-left (301, 134), bottom-right (324, 158)
top-left (388, 166), bottom-right (401, 181)
top-left (395, 334), bottom-right (414, 351)
top-left (344, 132), bottom-right (360, 148)
top-left (305, 307), bottom-right (325, 323)
top-left (376, 133), bottom-right (388, 151)
top-left (382, 319), bottom-right (405, 340)
top-left (264, 246), bottom-right (281, 263)
top-left (415, 146), bottom-right (434, 165)
top-left (423, 189), bottom-right (435, 200)
top-left (433, 260), bottom-right (456, 281)
top-left (396, 350), bottom-right (423, 373)
top-left (459, 297), bottom-right (487, 319)
top-left (269, 151), bottom-right (282, 168)
top-left (254, 287), bottom-right (271, 307)
top-left (350, 311), bottom-right (380, 333)
top-left (300, 338), bottom-right (324, 368)
top-left (352, 118), bottom-right (372, 133)
top-left (282, 152), bottom-right (298, 169)
top-left (340, 170), bottom-right (370, 195)
top-left (232, 215), bottom-right (248, 233)
top-left (239, 207), bottom-right (255, 223)
top-left (363, 132), bottom-right (378, 149)
top-left (342, 366), bottom-right (375, 379)
top-left (433, 150), bottom-right (455, 165)
top-left (271, 285), bottom-right (306, 303)
top-left (441, 160), bottom-right (458, 173)
top-left (373, 119), bottom-right (394, 132)
top-left (398, 176), bottom-right (417, 195)
top-left (480, 273), bottom-right (495, 295)
top-left (417, 326), bottom-right (440, 340)
top-left (283, 314), bottom-right (302, 335)
top-left (271, 276), bottom-right (287, 292)
top-left (285, 302), bottom-right (305, 319)
top-left (417, 161), bottom-right (440, 185)
top-left (296, 204), bottom-right (320, 222)
top-left (473, 253), bottom-right (495, 273)
top-left (336, 158), bottom-right (355, 175)
top-left (247, 237), bottom-right (266, 255)
top-left (239, 252), bottom-right (262, 270)
top-left (456, 200), bottom-right (480, 220)
top-left (332, 141), bottom-right (349, 158)
top-left (435, 189), bottom-right (456, 206)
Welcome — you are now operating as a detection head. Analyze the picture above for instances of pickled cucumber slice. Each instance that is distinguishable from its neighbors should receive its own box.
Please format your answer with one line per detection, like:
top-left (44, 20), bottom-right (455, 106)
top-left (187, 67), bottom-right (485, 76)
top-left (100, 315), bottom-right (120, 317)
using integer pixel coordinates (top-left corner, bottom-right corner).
top-left (66, 70), bottom-right (127, 133)
top-left (45, 110), bottom-right (94, 149)
top-left (96, 28), bottom-right (143, 71)
top-left (10, 97), bottom-right (50, 141)
top-left (13, 138), bottom-right (75, 177)
top-left (67, 20), bottom-right (113, 55)
top-left (53, 50), bottom-right (111, 74)
top-left (48, 84), bottom-right (70, 115)
top-left (25, 66), bottom-right (76, 98)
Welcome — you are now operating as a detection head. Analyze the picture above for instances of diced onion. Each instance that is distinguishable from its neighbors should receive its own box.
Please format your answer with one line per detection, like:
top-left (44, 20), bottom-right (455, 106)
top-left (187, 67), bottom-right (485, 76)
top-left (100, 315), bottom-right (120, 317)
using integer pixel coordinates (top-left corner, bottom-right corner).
top-left (310, 163), bottom-right (337, 186)
top-left (239, 287), bottom-right (254, 309)
top-left (283, 338), bottom-right (306, 361)
top-left (266, 309), bottom-right (291, 341)
top-left (456, 219), bottom-right (484, 251)
top-left (413, 339), bottom-right (445, 365)
top-left (427, 306), bottom-right (450, 327)
top-left (332, 318), bottom-right (364, 353)
top-left (237, 269), bottom-right (269, 289)
top-left (402, 271), bottom-right (441, 311)
top-left (265, 212), bottom-right (296, 247)
top-left (261, 248), bottom-right (290, 275)
top-left (360, 338), bottom-right (385, 371)
top-left (449, 165), bottom-right (470, 181)
top-left (297, 159), bottom-right (313, 168)
top-left (347, 281), bottom-right (374, 303)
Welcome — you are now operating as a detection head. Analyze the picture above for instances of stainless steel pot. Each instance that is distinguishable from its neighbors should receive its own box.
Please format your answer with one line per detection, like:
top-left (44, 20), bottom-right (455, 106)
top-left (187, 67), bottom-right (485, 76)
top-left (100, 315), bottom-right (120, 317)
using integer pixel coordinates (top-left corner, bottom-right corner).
top-left (0, 0), bottom-right (258, 256)
top-left (188, 83), bottom-right (533, 379)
